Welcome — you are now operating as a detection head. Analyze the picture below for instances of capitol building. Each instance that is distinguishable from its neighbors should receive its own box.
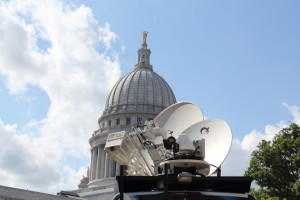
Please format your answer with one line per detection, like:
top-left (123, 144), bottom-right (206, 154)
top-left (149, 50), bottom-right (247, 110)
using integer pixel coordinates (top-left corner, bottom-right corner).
top-left (75, 32), bottom-right (177, 200)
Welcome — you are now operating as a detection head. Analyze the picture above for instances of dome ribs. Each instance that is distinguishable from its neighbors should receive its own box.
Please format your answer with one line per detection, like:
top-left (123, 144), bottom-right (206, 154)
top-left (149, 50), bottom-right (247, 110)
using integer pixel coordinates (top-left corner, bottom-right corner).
top-left (147, 70), bottom-right (155, 107)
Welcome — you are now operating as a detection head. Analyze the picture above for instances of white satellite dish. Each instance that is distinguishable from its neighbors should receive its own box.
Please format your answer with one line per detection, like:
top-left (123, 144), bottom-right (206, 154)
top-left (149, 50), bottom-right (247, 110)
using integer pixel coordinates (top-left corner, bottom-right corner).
top-left (154, 102), bottom-right (204, 139)
top-left (182, 119), bottom-right (232, 176)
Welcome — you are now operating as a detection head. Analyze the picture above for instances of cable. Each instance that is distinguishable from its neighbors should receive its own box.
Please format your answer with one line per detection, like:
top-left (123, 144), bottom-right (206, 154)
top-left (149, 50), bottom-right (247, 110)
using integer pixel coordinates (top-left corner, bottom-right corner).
top-left (209, 164), bottom-right (221, 176)
top-left (112, 193), bottom-right (120, 200)
top-left (143, 141), bottom-right (157, 149)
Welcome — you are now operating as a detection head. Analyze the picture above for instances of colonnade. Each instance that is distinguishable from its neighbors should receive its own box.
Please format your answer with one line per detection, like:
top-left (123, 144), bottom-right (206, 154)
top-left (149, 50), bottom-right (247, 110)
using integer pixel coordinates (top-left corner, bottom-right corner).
top-left (89, 144), bottom-right (118, 181)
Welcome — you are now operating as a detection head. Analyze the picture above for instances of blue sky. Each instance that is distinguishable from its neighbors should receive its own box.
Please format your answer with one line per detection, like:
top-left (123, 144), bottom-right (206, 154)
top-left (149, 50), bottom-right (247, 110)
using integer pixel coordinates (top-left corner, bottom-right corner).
top-left (0, 0), bottom-right (299, 194)
top-left (83, 0), bottom-right (300, 137)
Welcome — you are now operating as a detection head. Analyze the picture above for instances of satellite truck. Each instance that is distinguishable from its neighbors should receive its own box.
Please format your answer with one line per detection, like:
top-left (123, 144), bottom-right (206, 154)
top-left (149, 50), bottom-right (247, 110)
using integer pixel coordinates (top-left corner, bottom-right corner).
top-left (105, 102), bottom-right (255, 200)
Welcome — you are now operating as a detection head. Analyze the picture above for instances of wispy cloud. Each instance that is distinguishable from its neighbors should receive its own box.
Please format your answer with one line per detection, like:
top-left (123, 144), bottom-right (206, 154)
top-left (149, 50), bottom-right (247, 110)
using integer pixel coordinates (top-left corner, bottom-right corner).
top-left (282, 102), bottom-right (300, 124)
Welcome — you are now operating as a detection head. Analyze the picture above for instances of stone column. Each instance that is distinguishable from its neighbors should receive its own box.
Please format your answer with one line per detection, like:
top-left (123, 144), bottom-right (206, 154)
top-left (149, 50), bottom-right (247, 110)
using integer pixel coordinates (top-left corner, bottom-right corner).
top-left (96, 146), bottom-right (101, 179)
top-left (104, 152), bottom-right (109, 178)
top-left (100, 144), bottom-right (105, 178)
top-left (111, 160), bottom-right (116, 177)
top-left (90, 148), bottom-right (94, 181)
top-left (116, 163), bottom-right (120, 176)
top-left (108, 156), bottom-right (112, 177)
top-left (92, 147), bottom-right (98, 180)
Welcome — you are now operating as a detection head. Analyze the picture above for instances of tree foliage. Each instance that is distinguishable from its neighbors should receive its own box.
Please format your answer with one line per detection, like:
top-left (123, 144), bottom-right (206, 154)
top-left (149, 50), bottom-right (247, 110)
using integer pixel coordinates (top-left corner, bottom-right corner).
top-left (245, 123), bottom-right (300, 200)
top-left (249, 188), bottom-right (284, 200)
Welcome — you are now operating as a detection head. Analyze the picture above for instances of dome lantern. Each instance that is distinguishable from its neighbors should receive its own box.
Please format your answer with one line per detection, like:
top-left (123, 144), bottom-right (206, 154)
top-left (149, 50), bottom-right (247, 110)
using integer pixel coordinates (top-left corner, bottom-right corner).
top-left (136, 31), bottom-right (152, 71)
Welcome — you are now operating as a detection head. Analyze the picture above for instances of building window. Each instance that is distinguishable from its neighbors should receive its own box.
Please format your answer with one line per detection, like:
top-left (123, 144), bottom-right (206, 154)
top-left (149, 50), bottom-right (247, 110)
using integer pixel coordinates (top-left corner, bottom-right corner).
top-left (116, 118), bottom-right (120, 125)
top-left (108, 120), bottom-right (111, 127)
top-left (137, 117), bottom-right (143, 126)
top-left (126, 117), bottom-right (131, 125)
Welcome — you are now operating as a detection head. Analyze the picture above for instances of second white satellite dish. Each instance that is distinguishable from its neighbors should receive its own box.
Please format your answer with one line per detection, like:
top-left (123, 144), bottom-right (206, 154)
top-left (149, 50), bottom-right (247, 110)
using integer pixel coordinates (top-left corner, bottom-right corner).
top-left (154, 102), bottom-right (204, 139)
top-left (182, 119), bottom-right (232, 176)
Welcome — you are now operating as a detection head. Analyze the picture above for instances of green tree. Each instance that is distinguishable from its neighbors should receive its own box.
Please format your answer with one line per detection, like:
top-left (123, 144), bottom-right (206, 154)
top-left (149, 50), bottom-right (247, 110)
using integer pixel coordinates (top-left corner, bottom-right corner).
top-left (245, 123), bottom-right (300, 200)
top-left (249, 188), bottom-right (283, 200)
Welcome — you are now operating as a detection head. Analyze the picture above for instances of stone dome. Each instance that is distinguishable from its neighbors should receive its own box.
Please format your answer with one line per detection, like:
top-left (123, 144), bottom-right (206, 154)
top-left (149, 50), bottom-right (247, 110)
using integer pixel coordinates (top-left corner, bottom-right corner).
top-left (103, 68), bottom-right (176, 115)
top-left (97, 35), bottom-right (176, 134)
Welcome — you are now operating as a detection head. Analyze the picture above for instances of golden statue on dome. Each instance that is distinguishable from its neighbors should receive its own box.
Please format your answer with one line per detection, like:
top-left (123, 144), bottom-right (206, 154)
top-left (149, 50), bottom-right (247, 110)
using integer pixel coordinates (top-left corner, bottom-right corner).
top-left (142, 31), bottom-right (148, 44)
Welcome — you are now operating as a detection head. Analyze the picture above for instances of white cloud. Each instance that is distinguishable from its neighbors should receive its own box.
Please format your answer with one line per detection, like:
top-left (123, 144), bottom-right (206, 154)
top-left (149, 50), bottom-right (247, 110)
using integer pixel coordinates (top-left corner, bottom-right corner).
top-left (98, 23), bottom-right (118, 50)
top-left (0, 119), bottom-right (61, 189)
top-left (221, 103), bottom-right (299, 180)
top-left (0, 0), bottom-right (120, 193)
top-left (221, 139), bottom-right (251, 176)
top-left (283, 102), bottom-right (300, 124)
top-left (0, 2), bottom-right (43, 93)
